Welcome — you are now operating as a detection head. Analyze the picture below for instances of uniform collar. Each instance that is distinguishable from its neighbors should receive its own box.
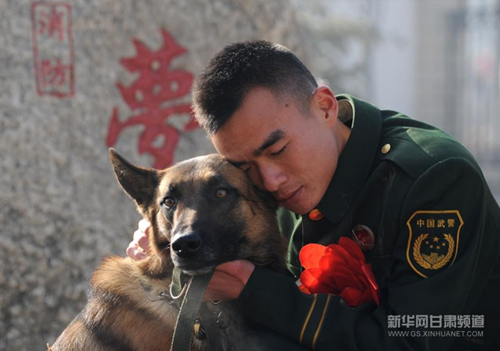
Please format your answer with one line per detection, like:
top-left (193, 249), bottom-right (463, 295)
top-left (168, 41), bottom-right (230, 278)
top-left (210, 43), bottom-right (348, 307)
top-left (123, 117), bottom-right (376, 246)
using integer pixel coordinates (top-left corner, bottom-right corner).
top-left (315, 94), bottom-right (382, 223)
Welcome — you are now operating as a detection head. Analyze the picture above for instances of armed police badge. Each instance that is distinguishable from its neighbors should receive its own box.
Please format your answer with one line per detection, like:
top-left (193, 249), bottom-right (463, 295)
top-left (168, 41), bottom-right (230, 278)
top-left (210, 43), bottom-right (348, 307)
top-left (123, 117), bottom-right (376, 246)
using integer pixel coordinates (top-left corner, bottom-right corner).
top-left (406, 210), bottom-right (463, 278)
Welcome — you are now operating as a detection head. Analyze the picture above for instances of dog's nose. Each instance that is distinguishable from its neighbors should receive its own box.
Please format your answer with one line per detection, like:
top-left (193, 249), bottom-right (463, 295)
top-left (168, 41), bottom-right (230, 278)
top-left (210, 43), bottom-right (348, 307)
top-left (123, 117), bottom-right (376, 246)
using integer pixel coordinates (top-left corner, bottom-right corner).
top-left (171, 232), bottom-right (202, 257)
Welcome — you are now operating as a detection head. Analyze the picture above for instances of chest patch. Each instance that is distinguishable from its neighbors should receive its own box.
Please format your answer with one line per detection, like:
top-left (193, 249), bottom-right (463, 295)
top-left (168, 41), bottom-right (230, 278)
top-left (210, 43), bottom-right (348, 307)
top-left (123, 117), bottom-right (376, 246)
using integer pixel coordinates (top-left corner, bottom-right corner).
top-left (406, 210), bottom-right (463, 278)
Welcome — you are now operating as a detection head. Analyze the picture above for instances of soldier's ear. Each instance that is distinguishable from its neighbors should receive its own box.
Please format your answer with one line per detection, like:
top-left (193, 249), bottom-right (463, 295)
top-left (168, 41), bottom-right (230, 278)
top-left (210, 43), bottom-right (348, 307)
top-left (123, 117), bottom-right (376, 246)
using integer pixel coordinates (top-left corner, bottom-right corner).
top-left (109, 149), bottom-right (159, 209)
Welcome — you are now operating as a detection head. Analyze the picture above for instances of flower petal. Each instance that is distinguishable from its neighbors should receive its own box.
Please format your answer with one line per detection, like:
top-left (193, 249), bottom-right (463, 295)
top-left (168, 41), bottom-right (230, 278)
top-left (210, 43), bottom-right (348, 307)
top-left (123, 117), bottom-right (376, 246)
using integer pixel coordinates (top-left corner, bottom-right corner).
top-left (300, 268), bottom-right (336, 294)
top-left (299, 284), bottom-right (311, 294)
top-left (345, 256), bottom-right (366, 277)
top-left (326, 272), bottom-right (356, 292)
top-left (298, 239), bottom-right (377, 307)
top-left (300, 267), bottom-right (322, 287)
top-left (362, 264), bottom-right (380, 305)
top-left (338, 237), bottom-right (366, 264)
top-left (319, 252), bottom-right (346, 271)
top-left (326, 244), bottom-right (351, 263)
top-left (320, 263), bottom-right (366, 291)
top-left (361, 264), bottom-right (378, 293)
top-left (339, 287), bottom-right (364, 308)
top-left (299, 244), bottom-right (327, 269)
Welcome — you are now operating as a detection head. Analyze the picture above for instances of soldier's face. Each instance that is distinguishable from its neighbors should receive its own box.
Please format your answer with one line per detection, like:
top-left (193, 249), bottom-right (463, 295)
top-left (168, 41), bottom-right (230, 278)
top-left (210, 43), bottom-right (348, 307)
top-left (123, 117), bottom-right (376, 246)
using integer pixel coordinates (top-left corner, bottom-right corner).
top-left (211, 87), bottom-right (345, 215)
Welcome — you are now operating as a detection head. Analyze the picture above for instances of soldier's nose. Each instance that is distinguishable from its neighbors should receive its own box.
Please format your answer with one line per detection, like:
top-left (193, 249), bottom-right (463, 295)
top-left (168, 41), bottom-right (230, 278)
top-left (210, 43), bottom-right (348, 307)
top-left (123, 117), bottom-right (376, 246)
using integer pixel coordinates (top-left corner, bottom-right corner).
top-left (171, 232), bottom-right (202, 257)
top-left (260, 167), bottom-right (287, 193)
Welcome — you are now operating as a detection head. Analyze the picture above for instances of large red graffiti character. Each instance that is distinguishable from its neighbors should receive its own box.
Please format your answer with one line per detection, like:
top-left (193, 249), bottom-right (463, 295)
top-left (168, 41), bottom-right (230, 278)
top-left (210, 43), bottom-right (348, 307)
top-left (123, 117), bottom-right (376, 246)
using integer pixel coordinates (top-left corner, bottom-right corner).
top-left (106, 30), bottom-right (199, 168)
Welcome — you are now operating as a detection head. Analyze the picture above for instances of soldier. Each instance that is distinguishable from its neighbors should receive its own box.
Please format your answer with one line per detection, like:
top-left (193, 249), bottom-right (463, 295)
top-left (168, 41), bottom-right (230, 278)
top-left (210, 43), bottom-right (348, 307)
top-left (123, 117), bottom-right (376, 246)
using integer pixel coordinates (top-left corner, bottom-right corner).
top-left (129, 41), bottom-right (500, 350)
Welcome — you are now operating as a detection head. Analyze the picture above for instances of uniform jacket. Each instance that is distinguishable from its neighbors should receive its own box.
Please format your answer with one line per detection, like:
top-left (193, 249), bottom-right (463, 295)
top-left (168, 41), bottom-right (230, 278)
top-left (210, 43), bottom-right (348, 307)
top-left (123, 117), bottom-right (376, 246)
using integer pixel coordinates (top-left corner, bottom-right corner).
top-left (235, 95), bottom-right (500, 350)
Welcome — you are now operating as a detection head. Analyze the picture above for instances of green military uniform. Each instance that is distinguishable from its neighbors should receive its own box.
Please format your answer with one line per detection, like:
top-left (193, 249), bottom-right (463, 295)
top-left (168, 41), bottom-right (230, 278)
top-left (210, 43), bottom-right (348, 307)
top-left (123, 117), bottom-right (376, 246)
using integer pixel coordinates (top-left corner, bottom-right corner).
top-left (235, 95), bottom-right (500, 350)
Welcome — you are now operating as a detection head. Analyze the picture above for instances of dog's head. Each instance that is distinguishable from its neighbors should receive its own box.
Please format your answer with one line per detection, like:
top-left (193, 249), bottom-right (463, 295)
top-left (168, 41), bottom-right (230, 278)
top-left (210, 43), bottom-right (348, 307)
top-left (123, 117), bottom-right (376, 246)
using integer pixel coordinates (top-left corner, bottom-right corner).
top-left (109, 149), bottom-right (286, 275)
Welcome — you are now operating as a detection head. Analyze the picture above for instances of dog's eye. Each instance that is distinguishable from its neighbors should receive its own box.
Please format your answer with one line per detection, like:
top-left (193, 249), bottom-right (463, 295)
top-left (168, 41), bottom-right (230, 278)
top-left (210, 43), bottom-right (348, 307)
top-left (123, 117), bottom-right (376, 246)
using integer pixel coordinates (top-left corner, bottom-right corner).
top-left (216, 189), bottom-right (227, 198)
top-left (163, 197), bottom-right (175, 208)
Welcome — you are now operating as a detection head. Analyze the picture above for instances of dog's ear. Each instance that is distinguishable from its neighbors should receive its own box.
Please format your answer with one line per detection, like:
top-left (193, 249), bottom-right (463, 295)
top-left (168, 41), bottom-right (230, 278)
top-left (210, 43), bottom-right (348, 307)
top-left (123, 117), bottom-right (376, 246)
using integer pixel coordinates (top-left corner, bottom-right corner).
top-left (109, 149), bottom-right (159, 208)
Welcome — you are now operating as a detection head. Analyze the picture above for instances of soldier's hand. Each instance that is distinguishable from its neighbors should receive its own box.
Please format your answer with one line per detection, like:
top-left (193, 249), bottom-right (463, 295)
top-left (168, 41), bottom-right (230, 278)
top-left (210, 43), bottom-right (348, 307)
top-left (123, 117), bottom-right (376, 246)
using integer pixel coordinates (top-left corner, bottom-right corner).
top-left (126, 219), bottom-right (151, 260)
top-left (204, 260), bottom-right (255, 301)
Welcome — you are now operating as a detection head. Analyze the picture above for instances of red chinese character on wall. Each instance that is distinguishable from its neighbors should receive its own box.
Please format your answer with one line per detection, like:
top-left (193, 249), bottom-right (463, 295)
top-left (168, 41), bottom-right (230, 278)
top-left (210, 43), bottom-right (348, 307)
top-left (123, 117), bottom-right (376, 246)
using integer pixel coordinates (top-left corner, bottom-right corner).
top-left (31, 2), bottom-right (74, 97)
top-left (37, 4), bottom-right (65, 41)
top-left (106, 29), bottom-right (199, 169)
top-left (40, 58), bottom-right (71, 88)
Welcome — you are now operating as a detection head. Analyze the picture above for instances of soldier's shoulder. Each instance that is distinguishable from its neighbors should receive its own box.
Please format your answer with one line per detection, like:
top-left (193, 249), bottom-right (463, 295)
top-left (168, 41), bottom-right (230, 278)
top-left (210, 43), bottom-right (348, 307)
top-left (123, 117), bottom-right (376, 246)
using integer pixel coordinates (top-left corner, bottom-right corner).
top-left (377, 113), bottom-right (481, 180)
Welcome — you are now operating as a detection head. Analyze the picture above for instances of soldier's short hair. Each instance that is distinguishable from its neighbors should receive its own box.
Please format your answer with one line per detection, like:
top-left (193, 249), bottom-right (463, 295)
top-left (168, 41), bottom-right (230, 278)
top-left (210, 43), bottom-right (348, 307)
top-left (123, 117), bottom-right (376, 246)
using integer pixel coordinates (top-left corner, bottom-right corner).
top-left (192, 40), bottom-right (318, 134)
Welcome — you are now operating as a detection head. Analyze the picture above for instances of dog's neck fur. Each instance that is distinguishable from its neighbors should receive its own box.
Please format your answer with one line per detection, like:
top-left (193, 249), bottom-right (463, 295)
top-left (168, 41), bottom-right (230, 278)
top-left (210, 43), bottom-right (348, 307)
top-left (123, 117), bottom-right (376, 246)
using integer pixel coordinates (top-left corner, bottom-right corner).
top-left (138, 253), bottom-right (174, 280)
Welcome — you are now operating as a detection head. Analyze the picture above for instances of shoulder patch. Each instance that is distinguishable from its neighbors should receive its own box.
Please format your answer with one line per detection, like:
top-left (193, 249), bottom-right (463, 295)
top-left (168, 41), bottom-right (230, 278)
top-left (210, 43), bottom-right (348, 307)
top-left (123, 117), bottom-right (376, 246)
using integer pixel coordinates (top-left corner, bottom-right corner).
top-left (406, 210), bottom-right (463, 278)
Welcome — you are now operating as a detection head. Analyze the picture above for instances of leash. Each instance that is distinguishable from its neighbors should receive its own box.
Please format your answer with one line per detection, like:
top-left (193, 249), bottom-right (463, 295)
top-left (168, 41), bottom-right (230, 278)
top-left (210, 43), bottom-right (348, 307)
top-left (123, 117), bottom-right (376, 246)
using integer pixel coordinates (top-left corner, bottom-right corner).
top-left (170, 270), bottom-right (214, 351)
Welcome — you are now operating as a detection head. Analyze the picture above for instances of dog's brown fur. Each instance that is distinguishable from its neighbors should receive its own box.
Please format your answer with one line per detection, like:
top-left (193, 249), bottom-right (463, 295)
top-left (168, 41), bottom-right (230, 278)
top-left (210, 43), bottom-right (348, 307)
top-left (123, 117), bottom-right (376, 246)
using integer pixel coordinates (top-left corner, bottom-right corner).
top-left (48, 150), bottom-right (287, 351)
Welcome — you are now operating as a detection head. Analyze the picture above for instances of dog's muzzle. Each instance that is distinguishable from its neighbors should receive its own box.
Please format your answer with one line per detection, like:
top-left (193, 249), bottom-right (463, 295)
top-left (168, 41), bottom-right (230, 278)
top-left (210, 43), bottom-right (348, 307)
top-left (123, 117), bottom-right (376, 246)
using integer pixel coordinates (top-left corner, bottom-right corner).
top-left (171, 231), bottom-right (202, 258)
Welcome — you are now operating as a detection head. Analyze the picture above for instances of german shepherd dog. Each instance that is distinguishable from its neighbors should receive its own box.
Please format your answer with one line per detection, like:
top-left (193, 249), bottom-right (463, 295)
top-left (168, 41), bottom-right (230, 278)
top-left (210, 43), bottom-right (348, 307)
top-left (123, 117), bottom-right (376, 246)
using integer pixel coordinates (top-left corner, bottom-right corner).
top-left (48, 150), bottom-right (287, 351)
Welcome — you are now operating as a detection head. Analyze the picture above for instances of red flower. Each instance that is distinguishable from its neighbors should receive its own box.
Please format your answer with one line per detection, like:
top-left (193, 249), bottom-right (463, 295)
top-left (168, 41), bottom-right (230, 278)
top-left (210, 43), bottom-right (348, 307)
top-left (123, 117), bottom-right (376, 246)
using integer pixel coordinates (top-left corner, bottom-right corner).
top-left (299, 237), bottom-right (380, 308)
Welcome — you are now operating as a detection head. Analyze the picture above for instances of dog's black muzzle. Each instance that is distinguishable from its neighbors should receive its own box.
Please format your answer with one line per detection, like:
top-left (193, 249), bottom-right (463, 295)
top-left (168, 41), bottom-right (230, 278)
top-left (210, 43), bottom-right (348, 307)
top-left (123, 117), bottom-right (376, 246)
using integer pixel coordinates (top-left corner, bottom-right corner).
top-left (171, 231), bottom-right (203, 258)
top-left (171, 227), bottom-right (241, 275)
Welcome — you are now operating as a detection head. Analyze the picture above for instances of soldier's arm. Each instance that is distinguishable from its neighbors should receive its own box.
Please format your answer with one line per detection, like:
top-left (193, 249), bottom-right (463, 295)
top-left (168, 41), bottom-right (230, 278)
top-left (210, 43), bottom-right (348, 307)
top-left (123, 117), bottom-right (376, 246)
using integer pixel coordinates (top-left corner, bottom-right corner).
top-left (236, 158), bottom-right (499, 350)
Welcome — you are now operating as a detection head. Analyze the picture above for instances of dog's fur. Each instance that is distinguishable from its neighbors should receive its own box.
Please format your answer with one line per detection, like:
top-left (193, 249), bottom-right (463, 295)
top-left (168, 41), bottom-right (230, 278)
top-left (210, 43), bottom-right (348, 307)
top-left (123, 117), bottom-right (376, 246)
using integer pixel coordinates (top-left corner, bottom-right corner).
top-left (48, 150), bottom-right (287, 351)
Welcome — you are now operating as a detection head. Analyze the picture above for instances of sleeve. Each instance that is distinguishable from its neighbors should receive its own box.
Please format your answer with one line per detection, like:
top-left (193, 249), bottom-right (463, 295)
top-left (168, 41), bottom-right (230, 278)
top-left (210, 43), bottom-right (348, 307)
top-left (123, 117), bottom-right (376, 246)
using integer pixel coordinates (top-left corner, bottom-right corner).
top-left (236, 158), bottom-right (499, 350)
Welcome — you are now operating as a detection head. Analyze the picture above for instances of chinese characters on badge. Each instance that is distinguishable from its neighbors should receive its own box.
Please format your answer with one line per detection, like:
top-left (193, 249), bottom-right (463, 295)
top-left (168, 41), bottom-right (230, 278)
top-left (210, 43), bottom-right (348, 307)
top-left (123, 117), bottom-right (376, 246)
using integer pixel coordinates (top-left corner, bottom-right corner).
top-left (406, 210), bottom-right (464, 278)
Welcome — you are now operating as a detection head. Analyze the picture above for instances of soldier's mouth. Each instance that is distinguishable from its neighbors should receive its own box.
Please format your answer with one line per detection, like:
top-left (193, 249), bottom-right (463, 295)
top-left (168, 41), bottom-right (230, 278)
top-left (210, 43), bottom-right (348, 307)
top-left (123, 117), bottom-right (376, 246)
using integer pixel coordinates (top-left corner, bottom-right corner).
top-left (277, 187), bottom-right (302, 205)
